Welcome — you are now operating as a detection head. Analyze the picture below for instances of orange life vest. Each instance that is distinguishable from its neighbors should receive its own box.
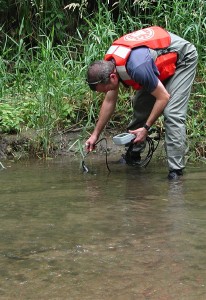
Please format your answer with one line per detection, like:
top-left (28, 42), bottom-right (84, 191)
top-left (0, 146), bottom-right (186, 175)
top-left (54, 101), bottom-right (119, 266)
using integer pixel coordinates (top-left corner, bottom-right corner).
top-left (104, 26), bottom-right (178, 90)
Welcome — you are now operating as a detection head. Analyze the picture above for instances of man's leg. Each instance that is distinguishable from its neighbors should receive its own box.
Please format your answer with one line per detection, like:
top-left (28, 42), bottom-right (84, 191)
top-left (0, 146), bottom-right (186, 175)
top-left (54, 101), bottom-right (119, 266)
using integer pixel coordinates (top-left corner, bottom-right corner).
top-left (124, 89), bottom-right (156, 165)
top-left (163, 44), bottom-right (198, 176)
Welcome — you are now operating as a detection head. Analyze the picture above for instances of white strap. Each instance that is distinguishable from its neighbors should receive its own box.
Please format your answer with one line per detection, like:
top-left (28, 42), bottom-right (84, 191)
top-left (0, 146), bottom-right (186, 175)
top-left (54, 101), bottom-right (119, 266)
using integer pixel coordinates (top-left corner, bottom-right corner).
top-left (106, 45), bottom-right (131, 59)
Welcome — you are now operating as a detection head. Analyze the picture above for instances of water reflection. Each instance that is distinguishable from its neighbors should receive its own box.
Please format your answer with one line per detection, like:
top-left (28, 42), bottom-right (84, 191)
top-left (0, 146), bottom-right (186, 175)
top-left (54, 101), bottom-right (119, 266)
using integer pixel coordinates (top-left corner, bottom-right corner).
top-left (0, 157), bottom-right (206, 299)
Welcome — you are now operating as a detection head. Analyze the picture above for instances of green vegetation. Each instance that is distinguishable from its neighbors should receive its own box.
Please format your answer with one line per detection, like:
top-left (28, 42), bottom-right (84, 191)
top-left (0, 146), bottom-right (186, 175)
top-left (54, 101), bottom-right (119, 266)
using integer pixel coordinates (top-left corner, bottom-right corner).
top-left (0, 0), bottom-right (205, 159)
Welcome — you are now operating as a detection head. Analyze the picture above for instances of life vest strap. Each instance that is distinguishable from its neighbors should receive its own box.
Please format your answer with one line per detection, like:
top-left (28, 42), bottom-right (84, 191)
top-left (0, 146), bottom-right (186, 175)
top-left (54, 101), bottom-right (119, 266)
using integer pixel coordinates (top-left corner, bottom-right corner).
top-left (116, 66), bottom-right (131, 81)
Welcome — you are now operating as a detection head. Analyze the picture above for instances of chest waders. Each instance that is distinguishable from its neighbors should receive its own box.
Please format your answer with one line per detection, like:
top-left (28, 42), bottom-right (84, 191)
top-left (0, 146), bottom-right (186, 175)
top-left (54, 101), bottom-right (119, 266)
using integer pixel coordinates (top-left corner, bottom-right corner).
top-left (127, 33), bottom-right (198, 171)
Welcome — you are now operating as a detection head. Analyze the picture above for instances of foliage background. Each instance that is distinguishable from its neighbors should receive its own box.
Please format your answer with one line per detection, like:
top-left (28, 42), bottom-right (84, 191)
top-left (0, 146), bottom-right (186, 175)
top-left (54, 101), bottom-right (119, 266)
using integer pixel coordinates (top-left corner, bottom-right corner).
top-left (0, 0), bottom-right (205, 158)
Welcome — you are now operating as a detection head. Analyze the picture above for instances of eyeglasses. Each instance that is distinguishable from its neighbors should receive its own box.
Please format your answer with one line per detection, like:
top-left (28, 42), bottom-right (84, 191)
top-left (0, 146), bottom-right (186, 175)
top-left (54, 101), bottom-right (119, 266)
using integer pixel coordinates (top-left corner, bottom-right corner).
top-left (86, 76), bottom-right (110, 91)
top-left (85, 76), bottom-right (109, 86)
top-left (86, 69), bottom-right (116, 86)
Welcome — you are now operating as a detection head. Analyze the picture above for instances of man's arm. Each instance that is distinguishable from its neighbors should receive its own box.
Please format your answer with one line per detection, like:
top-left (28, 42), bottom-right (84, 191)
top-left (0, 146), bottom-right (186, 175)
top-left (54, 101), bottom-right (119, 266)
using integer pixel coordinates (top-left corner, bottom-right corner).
top-left (129, 80), bottom-right (170, 143)
top-left (86, 88), bottom-right (119, 151)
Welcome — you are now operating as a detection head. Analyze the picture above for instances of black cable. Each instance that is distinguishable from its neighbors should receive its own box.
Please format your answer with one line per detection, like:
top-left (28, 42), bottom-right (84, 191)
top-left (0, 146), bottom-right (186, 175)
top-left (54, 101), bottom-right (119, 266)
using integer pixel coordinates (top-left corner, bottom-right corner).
top-left (82, 138), bottom-right (111, 173)
top-left (125, 129), bottom-right (161, 168)
top-left (82, 129), bottom-right (161, 173)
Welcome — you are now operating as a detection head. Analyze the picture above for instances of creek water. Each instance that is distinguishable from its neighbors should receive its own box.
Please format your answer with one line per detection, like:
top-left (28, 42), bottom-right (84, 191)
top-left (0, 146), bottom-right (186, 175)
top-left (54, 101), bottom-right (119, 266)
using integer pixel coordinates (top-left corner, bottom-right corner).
top-left (0, 154), bottom-right (206, 300)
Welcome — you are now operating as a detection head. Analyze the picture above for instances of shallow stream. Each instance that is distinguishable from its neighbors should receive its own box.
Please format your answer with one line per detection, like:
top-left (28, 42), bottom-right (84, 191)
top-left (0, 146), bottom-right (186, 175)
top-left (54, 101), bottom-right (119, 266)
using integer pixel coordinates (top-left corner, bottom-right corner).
top-left (0, 154), bottom-right (206, 299)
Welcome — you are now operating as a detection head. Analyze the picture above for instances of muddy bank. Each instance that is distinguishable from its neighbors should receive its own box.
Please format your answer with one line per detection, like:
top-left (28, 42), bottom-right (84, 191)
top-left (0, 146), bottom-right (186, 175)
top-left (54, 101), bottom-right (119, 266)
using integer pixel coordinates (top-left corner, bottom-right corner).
top-left (0, 129), bottom-right (131, 161)
top-left (0, 133), bottom-right (29, 160)
top-left (1, 129), bottom-right (204, 164)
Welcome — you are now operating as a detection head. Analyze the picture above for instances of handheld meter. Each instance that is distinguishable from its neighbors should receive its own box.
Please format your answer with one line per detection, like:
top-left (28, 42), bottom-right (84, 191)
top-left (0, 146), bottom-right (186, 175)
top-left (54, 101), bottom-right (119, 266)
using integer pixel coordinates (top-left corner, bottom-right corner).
top-left (112, 133), bottom-right (135, 145)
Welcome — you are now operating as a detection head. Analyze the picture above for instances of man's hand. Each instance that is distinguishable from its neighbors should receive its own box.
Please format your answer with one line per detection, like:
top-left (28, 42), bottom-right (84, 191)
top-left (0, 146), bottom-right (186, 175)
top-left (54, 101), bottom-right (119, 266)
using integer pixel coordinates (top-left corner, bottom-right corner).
top-left (85, 134), bottom-right (98, 152)
top-left (129, 127), bottom-right (148, 143)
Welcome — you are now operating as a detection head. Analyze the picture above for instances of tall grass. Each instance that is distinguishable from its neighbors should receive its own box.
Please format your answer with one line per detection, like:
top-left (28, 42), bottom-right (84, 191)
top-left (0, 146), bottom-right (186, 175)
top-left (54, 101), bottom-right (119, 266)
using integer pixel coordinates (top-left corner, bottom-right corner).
top-left (0, 0), bottom-right (205, 158)
top-left (0, 30), bottom-right (88, 155)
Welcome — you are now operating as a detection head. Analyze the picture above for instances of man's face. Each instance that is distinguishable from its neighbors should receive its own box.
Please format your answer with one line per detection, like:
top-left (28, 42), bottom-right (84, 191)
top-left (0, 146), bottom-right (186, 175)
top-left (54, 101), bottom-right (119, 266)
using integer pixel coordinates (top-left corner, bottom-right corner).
top-left (96, 73), bottom-right (119, 93)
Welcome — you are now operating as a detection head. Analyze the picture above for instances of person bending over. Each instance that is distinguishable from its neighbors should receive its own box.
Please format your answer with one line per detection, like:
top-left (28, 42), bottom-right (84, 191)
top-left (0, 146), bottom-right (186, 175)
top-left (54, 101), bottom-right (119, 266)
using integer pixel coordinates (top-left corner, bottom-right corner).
top-left (85, 26), bottom-right (198, 180)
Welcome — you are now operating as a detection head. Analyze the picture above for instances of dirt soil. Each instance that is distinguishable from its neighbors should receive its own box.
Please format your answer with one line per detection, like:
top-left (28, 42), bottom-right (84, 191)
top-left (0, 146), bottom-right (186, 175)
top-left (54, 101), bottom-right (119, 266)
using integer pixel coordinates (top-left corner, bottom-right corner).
top-left (0, 129), bottom-right (124, 161)
top-left (1, 129), bottom-right (205, 172)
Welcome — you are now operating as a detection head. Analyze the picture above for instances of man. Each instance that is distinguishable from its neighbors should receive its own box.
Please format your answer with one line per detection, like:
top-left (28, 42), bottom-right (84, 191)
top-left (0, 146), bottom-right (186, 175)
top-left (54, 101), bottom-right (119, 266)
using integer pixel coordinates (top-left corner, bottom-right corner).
top-left (85, 26), bottom-right (198, 179)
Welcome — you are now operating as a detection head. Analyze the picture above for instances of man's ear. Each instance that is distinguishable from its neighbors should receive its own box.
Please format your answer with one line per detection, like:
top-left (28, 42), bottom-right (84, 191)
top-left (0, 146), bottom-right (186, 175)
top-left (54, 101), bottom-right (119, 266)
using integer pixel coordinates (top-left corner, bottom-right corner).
top-left (110, 73), bottom-right (118, 82)
top-left (110, 73), bottom-right (117, 79)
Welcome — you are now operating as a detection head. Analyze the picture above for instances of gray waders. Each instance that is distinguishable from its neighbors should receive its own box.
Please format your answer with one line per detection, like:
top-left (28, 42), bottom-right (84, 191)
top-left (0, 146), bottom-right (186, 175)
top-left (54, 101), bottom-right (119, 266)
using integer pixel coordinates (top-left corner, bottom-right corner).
top-left (127, 33), bottom-right (198, 171)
